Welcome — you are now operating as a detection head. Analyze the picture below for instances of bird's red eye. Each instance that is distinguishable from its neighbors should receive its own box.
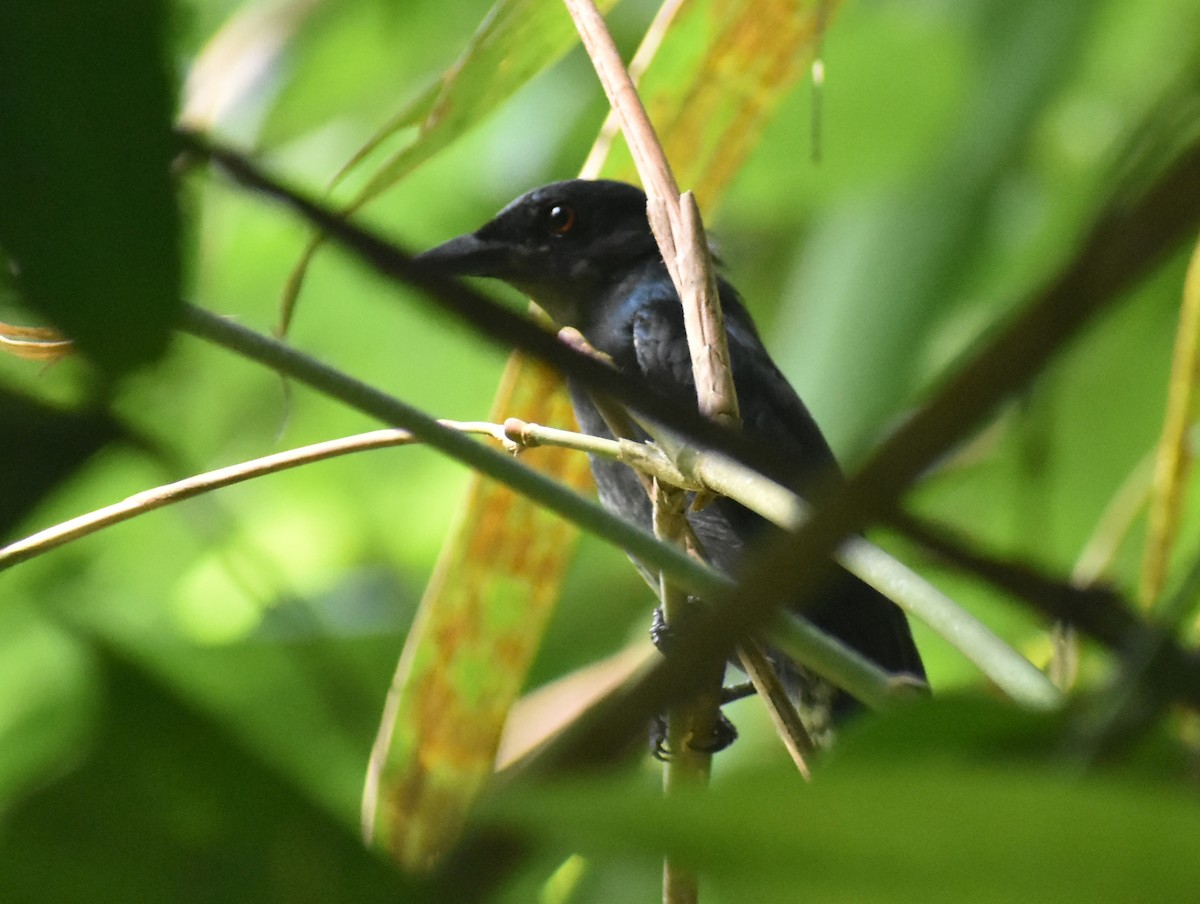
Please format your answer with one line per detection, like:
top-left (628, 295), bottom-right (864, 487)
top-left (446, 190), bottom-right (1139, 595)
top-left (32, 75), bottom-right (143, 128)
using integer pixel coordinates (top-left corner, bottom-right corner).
top-left (546, 204), bottom-right (576, 235)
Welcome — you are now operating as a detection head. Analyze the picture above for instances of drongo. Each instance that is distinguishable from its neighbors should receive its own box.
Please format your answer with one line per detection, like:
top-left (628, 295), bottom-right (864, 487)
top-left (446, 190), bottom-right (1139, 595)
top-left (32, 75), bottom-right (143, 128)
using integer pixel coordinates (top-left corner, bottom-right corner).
top-left (417, 179), bottom-right (925, 744)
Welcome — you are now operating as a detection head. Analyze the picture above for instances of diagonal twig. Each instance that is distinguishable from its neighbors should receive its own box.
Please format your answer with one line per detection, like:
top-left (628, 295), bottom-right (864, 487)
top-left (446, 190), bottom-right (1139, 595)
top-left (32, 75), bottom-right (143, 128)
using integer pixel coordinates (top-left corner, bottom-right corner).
top-left (563, 0), bottom-right (738, 427)
top-left (0, 423), bottom-right (507, 571)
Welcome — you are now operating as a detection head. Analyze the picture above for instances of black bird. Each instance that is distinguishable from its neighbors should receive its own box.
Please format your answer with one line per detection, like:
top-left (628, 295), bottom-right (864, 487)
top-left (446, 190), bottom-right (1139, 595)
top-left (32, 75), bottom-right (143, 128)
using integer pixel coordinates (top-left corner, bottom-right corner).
top-left (417, 179), bottom-right (925, 743)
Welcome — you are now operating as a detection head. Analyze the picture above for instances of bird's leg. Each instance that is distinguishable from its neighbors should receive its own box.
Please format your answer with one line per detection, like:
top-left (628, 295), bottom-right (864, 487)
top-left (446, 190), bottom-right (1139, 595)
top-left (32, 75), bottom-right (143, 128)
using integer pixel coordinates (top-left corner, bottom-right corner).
top-left (649, 705), bottom-right (739, 758)
top-left (688, 712), bottom-right (738, 753)
top-left (649, 713), bottom-right (670, 761)
top-left (648, 596), bottom-right (703, 654)
top-left (650, 606), bottom-right (759, 705)
top-left (721, 681), bottom-right (757, 704)
top-left (648, 595), bottom-right (750, 756)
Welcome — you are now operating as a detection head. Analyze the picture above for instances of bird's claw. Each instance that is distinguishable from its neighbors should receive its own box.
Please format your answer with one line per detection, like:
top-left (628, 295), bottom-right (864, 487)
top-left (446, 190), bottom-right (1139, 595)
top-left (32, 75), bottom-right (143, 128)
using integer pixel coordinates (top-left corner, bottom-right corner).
top-left (649, 711), bottom-right (740, 759)
top-left (649, 600), bottom-right (702, 654)
top-left (650, 713), bottom-right (670, 761)
top-left (649, 606), bottom-right (673, 654)
top-left (688, 712), bottom-right (739, 754)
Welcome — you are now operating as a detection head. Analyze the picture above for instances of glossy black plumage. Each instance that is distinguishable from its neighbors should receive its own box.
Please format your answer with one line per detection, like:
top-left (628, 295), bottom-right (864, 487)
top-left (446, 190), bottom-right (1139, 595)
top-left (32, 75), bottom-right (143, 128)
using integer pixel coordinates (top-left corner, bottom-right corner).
top-left (417, 179), bottom-right (925, 726)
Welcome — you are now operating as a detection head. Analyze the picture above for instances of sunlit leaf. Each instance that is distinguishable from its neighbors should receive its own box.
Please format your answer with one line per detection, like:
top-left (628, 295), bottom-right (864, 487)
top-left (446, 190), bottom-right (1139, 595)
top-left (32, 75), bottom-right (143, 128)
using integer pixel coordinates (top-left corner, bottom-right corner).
top-left (606, 0), bottom-right (839, 203)
top-left (180, 0), bottom-right (326, 134)
top-left (328, 0), bottom-right (614, 206)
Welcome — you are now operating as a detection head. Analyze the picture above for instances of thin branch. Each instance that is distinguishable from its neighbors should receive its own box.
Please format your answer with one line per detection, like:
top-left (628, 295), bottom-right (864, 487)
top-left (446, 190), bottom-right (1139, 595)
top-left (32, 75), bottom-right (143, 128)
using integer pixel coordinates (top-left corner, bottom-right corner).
top-left (809, 0), bottom-right (834, 163)
top-left (0, 423), bottom-right (505, 571)
top-left (1140, 235), bottom-right (1200, 607)
top-left (1072, 452), bottom-right (1155, 587)
top-left (891, 511), bottom-right (1200, 710)
top-left (654, 479), bottom-right (719, 904)
top-left (563, 0), bottom-right (739, 427)
top-left (179, 303), bottom-right (723, 600)
top-left (766, 612), bottom-right (925, 714)
top-left (644, 422), bottom-right (1060, 709)
top-left (560, 13), bottom-right (749, 900)
top-left (563, 0), bottom-right (680, 205)
top-left (736, 637), bottom-right (815, 775)
top-left (503, 416), bottom-right (642, 462)
top-left (179, 129), bottom-right (796, 483)
top-left (1063, 448), bottom-right (1159, 690)
top-left (578, 0), bottom-right (686, 179)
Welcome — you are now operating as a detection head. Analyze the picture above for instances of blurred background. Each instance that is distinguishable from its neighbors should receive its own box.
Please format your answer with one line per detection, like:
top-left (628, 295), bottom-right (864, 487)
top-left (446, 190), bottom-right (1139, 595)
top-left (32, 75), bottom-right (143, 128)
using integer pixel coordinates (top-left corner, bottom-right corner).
top-left (2, 0), bottom-right (1199, 900)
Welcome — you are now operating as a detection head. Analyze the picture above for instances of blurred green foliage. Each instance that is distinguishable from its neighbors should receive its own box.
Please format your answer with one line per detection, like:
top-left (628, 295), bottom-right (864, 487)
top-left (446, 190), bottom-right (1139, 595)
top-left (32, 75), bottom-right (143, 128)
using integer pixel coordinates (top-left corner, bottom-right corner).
top-left (0, 0), bottom-right (181, 378)
top-left (1, 0), bottom-right (1199, 900)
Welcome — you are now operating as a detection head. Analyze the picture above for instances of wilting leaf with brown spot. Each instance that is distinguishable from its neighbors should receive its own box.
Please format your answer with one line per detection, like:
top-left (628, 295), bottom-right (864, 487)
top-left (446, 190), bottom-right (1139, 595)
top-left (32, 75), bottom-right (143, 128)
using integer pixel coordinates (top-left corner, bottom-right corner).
top-left (364, 356), bottom-right (589, 869)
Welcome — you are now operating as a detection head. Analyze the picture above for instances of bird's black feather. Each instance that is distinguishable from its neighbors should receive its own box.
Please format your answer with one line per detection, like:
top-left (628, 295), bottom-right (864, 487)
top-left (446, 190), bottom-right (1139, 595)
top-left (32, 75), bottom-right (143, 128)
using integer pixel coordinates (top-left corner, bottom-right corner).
top-left (417, 179), bottom-right (925, 728)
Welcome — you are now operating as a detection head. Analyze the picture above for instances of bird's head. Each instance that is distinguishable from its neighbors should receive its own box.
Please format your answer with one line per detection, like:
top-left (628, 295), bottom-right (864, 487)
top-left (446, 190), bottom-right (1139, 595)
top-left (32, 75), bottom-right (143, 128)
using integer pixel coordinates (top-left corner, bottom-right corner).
top-left (415, 179), bottom-right (660, 327)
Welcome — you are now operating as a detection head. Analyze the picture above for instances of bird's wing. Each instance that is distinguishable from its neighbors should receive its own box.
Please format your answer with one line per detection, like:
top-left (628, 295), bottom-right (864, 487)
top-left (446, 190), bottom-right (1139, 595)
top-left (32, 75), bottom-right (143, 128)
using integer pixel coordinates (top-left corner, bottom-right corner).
top-left (625, 282), bottom-right (698, 399)
top-left (627, 279), bottom-right (838, 487)
top-left (626, 277), bottom-right (926, 681)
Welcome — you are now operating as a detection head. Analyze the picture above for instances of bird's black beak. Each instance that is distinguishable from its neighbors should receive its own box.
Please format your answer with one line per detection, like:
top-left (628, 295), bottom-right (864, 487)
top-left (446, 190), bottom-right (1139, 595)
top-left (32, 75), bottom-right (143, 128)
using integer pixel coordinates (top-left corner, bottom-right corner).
top-left (413, 231), bottom-right (514, 279)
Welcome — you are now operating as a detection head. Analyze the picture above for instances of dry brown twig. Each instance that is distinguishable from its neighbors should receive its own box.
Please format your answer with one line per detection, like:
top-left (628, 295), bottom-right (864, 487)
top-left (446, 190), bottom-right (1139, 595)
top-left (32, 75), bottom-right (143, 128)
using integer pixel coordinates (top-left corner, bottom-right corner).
top-left (562, 1), bottom-right (816, 898)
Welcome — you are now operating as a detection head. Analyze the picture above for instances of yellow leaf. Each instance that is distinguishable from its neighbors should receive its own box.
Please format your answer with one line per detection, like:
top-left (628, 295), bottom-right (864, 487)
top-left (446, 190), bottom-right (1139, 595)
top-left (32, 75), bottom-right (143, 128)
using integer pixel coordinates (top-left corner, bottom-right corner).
top-left (0, 321), bottom-right (74, 363)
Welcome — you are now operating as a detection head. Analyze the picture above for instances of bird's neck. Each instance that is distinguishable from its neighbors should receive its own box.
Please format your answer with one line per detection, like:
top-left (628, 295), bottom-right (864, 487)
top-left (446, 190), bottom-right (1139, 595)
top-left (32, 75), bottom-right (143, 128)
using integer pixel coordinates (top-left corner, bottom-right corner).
top-left (576, 258), bottom-right (755, 358)
top-left (573, 258), bottom-right (671, 358)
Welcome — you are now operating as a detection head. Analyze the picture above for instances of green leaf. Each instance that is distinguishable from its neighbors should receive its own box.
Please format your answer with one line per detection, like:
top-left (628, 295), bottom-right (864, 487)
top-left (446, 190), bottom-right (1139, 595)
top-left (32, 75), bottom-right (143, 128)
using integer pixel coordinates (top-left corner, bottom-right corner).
top-left (0, 387), bottom-right (124, 537)
top-left (0, 646), bottom-right (423, 903)
top-left (484, 698), bottom-right (1200, 902)
top-left (0, 0), bottom-right (182, 379)
top-left (780, 0), bottom-right (1101, 454)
